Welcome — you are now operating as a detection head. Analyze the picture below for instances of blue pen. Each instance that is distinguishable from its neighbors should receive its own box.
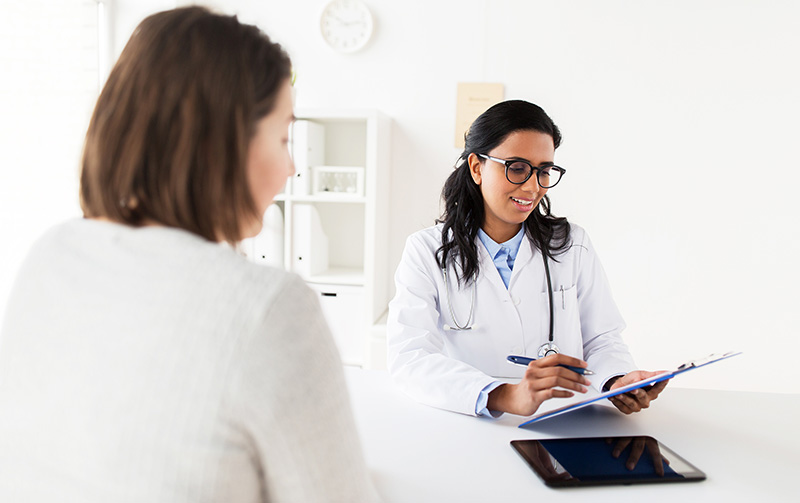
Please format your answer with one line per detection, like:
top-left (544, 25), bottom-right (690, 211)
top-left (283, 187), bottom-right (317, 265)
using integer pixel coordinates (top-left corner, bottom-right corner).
top-left (507, 355), bottom-right (595, 376)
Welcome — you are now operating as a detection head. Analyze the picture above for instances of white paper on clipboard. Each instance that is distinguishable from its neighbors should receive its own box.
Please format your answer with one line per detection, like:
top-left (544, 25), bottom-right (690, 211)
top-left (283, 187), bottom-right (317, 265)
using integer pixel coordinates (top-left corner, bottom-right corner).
top-left (518, 351), bottom-right (742, 427)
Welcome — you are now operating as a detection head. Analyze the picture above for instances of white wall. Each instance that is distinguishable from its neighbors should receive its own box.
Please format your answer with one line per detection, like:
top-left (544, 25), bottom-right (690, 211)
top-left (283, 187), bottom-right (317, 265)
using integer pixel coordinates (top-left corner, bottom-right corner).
top-left (2, 0), bottom-right (798, 393)
top-left (0, 0), bottom-right (100, 324)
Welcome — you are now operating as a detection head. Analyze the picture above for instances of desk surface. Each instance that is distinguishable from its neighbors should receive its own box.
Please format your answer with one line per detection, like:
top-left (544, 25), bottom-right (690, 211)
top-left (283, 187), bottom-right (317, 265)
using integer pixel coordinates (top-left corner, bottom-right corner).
top-left (344, 367), bottom-right (800, 502)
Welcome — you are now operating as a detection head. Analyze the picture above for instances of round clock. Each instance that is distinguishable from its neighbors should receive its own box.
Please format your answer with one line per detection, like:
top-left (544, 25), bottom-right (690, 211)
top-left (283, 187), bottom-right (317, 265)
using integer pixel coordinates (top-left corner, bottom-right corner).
top-left (320, 0), bottom-right (374, 53)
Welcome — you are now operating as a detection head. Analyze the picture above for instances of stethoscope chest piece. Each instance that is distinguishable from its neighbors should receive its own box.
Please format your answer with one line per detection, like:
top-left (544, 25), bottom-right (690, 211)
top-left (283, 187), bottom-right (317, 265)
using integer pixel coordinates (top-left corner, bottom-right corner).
top-left (537, 341), bottom-right (560, 358)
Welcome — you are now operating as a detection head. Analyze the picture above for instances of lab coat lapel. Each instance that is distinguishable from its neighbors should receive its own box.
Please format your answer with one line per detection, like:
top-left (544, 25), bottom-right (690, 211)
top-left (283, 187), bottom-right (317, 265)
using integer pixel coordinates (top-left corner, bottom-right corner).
top-left (476, 238), bottom-right (509, 294)
top-left (509, 237), bottom-right (537, 288)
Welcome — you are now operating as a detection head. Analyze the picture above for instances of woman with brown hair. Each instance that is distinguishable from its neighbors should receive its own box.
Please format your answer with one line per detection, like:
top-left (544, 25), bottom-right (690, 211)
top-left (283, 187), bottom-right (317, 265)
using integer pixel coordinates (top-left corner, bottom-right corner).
top-left (0, 7), bottom-right (379, 502)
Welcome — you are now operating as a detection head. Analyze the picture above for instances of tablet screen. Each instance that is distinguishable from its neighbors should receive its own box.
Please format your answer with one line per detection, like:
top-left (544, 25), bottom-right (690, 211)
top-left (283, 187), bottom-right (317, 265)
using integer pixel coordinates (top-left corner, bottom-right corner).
top-left (511, 436), bottom-right (706, 487)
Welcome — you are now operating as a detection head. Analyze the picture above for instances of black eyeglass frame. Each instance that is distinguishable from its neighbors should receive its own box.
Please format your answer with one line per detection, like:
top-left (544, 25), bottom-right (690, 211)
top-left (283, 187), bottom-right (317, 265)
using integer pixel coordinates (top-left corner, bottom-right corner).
top-left (479, 154), bottom-right (566, 188)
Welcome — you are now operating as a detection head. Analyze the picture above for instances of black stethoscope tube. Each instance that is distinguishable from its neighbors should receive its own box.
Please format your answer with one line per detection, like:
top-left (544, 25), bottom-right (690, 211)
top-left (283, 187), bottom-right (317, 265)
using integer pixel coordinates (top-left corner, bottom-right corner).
top-left (542, 252), bottom-right (555, 344)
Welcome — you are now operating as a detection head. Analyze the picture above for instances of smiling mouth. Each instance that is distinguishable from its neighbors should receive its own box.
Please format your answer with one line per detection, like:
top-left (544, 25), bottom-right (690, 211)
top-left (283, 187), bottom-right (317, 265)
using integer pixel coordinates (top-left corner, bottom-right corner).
top-left (511, 197), bottom-right (534, 207)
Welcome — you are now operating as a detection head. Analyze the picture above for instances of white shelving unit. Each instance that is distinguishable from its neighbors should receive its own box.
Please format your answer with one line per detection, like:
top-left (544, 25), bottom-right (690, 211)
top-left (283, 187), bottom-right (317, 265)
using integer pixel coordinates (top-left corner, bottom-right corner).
top-left (243, 109), bottom-right (390, 368)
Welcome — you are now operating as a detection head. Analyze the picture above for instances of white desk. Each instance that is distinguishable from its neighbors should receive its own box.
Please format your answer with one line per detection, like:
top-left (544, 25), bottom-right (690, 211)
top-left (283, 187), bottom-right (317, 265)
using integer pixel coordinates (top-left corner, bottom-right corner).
top-left (344, 367), bottom-right (800, 502)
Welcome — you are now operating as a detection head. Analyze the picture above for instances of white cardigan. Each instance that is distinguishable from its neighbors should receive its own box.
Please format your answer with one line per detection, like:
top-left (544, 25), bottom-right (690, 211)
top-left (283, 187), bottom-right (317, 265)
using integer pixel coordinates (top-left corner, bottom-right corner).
top-left (0, 219), bottom-right (379, 503)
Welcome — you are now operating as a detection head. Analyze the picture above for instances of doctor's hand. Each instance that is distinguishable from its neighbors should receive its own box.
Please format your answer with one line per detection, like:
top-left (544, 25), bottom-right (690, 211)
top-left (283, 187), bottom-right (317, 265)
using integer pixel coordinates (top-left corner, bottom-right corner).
top-left (487, 354), bottom-right (590, 417)
top-left (607, 371), bottom-right (669, 415)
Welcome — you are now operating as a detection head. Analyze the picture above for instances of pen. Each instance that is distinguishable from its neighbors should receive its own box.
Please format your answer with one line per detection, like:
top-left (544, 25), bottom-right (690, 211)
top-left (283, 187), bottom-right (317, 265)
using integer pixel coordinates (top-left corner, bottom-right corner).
top-left (507, 355), bottom-right (595, 376)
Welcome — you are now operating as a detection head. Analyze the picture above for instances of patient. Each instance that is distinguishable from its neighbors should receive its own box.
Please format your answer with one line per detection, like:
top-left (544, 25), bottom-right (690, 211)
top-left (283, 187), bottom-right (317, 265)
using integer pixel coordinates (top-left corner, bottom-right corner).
top-left (0, 7), bottom-right (379, 502)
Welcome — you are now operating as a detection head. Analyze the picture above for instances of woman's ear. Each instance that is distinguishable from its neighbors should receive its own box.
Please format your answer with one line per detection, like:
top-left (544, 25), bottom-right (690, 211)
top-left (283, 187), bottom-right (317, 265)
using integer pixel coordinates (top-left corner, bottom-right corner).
top-left (467, 153), bottom-right (482, 185)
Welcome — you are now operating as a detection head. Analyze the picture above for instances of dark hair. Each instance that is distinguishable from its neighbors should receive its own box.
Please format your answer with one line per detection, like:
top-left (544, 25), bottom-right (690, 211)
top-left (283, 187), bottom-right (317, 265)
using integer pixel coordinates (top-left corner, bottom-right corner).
top-left (436, 100), bottom-right (571, 284)
top-left (79, 6), bottom-right (292, 245)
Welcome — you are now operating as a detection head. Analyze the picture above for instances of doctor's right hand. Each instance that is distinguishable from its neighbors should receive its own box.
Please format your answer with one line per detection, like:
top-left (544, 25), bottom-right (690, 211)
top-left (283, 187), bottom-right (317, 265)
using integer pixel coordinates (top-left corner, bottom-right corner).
top-left (487, 354), bottom-right (590, 416)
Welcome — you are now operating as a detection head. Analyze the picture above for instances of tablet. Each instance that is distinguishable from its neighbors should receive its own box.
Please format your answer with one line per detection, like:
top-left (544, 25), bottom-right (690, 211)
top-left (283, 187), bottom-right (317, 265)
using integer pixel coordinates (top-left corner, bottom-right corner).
top-left (511, 436), bottom-right (706, 487)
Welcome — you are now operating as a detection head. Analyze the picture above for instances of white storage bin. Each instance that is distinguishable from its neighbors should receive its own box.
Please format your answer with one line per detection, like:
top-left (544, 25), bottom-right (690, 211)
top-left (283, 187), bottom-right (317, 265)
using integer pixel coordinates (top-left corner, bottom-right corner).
top-left (292, 204), bottom-right (329, 278)
top-left (308, 283), bottom-right (365, 366)
top-left (291, 120), bottom-right (325, 195)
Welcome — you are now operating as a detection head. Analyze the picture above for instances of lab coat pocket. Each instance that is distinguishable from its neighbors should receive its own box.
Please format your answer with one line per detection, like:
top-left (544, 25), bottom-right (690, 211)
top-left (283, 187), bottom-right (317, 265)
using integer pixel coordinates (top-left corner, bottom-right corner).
top-left (552, 285), bottom-right (581, 347)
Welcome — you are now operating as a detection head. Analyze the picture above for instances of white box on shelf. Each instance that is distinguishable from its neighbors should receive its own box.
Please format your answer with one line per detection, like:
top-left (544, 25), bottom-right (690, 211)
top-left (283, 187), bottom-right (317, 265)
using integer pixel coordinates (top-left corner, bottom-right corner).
top-left (312, 166), bottom-right (365, 197)
top-left (291, 120), bottom-right (325, 195)
top-left (292, 203), bottom-right (328, 278)
top-left (308, 283), bottom-right (366, 366)
top-left (251, 204), bottom-right (284, 268)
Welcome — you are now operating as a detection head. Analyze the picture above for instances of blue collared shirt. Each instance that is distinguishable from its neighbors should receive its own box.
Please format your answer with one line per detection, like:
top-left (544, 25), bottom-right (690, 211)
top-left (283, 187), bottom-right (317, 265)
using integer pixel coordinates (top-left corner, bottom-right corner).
top-left (477, 226), bottom-right (525, 289)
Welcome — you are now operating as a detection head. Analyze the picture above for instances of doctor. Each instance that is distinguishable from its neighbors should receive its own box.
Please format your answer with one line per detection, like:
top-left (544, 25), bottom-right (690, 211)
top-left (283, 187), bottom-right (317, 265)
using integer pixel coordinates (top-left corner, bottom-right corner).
top-left (387, 100), bottom-right (667, 418)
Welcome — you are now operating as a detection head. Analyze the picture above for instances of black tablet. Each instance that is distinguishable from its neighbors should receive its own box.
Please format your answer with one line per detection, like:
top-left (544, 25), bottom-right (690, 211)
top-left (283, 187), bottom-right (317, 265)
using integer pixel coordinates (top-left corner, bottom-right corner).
top-left (511, 436), bottom-right (706, 487)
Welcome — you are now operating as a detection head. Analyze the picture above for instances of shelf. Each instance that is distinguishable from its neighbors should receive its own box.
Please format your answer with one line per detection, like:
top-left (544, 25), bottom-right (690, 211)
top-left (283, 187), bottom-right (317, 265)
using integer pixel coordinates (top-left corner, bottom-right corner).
top-left (304, 267), bottom-right (365, 286)
top-left (295, 108), bottom-right (380, 121)
top-left (256, 109), bottom-right (390, 368)
top-left (276, 194), bottom-right (366, 204)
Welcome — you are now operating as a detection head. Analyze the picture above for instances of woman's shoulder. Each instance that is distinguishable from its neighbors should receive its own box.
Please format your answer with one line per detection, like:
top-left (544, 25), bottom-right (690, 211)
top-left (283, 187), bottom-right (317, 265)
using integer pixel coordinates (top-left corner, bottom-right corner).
top-left (567, 222), bottom-right (588, 243)
top-left (211, 247), bottom-right (308, 304)
top-left (560, 222), bottom-right (602, 261)
top-left (404, 223), bottom-right (445, 249)
top-left (541, 221), bottom-right (590, 259)
top-left (52, 218), bottom-right (309, 308)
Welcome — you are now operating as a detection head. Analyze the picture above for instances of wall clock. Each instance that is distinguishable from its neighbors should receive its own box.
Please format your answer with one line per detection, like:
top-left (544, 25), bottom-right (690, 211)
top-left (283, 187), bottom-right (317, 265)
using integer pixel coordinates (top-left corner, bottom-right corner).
top-left (320, 0), bottom-right (374, 53)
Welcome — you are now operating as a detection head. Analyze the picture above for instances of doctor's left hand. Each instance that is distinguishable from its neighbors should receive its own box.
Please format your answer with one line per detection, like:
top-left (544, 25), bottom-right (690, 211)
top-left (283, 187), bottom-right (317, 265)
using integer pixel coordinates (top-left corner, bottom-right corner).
top-left (607, 371), bottom-right (669, 414)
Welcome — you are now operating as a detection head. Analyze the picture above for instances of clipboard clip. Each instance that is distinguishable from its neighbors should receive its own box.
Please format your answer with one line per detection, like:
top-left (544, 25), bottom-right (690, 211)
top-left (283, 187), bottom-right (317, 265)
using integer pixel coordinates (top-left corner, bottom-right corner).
top-left (677, 351), bottom-right (740, 370)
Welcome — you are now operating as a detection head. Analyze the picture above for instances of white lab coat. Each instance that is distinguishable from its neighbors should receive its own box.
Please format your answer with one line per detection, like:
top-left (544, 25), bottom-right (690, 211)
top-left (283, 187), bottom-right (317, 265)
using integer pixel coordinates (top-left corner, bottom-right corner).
top-left (387, 223), bottom-right (636, 416)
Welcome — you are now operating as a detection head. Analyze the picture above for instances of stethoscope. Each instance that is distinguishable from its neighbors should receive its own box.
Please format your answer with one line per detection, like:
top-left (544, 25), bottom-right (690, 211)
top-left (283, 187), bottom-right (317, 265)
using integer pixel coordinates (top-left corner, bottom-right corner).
top-left (442, 250), bottom-right (560, 358)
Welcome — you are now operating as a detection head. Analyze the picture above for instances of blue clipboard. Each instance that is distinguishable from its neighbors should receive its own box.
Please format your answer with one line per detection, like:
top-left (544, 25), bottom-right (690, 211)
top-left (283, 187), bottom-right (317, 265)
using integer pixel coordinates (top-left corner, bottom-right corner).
top-left (518, 351), bottom-right (742, 427)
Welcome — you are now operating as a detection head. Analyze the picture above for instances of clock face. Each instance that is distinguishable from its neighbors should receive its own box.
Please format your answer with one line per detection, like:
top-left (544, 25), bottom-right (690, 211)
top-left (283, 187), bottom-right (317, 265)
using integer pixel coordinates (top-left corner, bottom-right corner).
top-left (320, 0), bottom-right (374, 53)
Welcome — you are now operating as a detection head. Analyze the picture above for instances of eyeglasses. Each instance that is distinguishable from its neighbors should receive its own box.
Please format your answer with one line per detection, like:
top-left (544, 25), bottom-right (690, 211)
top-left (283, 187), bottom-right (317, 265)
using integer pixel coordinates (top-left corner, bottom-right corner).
top-left (479, 154), bottom-right (566, 188)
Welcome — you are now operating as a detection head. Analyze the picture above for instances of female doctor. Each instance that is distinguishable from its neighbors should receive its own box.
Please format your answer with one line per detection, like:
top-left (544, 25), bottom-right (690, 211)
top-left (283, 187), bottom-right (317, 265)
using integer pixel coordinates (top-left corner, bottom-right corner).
top-left (387, 100), bottom-right (667, 418)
